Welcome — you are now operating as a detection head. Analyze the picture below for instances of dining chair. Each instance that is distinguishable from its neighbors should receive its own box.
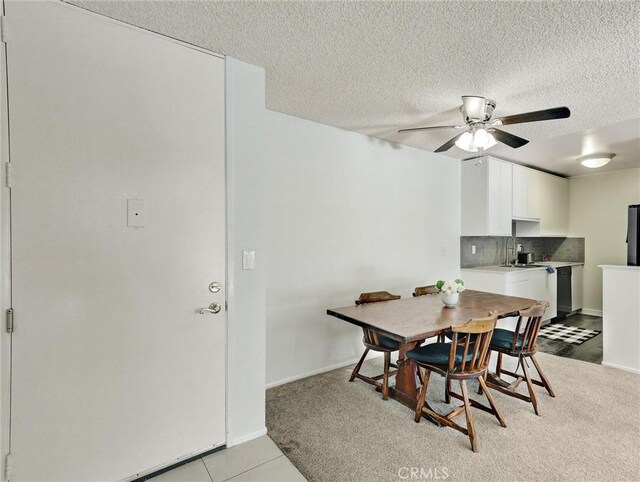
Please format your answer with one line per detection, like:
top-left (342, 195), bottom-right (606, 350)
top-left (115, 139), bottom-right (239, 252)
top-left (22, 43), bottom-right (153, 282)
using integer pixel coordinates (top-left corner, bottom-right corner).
top-left (413, 285), bottom-right (438, 297)
top-left (413, 285), bottom-right (445, 343)
top-left (408, 311), bottom-right (505, 452)
top-left (481, 303), bottom-right (555, 415)
top-left (349, 291), bottom-right (401, 400)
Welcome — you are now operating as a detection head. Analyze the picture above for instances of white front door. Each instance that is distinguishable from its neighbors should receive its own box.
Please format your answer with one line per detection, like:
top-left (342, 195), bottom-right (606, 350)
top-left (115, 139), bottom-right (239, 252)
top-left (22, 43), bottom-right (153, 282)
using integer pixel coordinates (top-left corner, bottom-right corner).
top-left (5, 2), bottom-right (227, 479)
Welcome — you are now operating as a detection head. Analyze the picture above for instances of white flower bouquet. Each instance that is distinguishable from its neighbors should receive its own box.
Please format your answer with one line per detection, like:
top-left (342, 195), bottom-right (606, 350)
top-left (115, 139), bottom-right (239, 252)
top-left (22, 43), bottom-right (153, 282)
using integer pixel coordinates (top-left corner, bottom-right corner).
top-left (436, 279), bottom-right (466, 294)
top-left (435, 279), bottom-right (465, 307)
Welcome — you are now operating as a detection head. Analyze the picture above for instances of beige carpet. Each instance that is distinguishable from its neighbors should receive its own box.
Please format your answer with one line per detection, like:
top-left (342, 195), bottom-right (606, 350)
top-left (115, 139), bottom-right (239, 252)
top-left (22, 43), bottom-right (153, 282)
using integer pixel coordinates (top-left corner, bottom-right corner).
top-left (266, 353), bottom-right (640, 481)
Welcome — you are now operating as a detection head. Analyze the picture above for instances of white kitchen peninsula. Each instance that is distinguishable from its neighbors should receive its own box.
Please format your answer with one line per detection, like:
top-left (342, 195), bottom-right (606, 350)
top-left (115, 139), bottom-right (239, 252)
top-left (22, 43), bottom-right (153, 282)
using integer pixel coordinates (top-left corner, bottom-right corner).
top-left (600, 265), bottom-right (640, 373)
top-left (461, 265), bottom-right (557, 327)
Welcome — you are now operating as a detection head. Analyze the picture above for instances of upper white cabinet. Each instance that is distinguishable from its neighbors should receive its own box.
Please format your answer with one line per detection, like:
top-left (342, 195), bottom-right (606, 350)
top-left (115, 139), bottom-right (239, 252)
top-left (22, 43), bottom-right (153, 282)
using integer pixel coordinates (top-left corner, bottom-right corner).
top-left (512, 164), bottom-right (541, 220)
top-left (515, 167), bottom-right (569, 236)
top-left (463, 158), bottom-right (570, 237)
top-left (462, 157), bottom-right (512, 236)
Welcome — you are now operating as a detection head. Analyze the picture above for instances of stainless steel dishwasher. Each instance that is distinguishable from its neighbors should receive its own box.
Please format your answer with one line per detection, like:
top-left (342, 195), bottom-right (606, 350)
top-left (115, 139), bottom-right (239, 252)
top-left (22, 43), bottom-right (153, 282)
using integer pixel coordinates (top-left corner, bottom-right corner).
top-left (557, 266), bottom-right (572, 318)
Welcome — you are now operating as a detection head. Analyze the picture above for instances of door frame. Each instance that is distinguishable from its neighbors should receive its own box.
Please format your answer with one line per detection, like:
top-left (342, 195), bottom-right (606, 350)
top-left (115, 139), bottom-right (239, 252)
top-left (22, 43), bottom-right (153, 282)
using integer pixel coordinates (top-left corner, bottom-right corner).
top-left (0, 2), bottom-right (233, 479)
top-left (1, 1), bottom-right (13, 478)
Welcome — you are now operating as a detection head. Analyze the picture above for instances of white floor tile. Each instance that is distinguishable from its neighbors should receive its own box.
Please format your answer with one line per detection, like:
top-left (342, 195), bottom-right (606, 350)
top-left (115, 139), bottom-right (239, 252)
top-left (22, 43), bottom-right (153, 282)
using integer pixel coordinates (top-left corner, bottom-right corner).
top-left (202, 436), bottom-right (283, 482)
top-left (152, 459), bottom-right (212, 482)
top-left (227, 456), bottom-right (306, 482)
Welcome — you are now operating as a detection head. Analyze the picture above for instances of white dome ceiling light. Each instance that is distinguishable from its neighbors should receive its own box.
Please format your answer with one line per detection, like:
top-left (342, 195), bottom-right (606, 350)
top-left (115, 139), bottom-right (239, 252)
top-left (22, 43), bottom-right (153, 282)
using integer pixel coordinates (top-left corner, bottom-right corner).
top-left (579, 153), bottom-right (615, 169)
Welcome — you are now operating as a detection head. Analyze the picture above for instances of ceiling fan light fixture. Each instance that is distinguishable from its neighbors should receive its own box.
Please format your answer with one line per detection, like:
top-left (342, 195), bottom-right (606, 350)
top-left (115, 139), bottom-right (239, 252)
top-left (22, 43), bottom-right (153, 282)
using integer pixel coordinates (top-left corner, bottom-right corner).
top-left (455, 128), bottom-right (497, 152)
top-left (474, 128), bottom-right (497, 149)
top-left (455, 131), bottom-right (475, 151)
top-left (579, 153), bottom-right (614, 169)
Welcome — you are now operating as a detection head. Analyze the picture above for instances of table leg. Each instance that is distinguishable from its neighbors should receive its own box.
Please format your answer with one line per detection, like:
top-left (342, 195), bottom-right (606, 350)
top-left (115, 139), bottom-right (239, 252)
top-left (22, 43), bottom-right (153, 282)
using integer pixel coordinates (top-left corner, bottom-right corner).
top-left (387, 341), bottom-right (419, 408)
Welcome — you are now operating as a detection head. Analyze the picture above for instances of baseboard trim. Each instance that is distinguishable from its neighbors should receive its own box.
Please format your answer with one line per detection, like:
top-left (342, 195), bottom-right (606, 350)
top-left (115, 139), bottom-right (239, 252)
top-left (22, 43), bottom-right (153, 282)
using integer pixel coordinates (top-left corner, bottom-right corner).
top-left (602, 361), bottom-right (640, 375)
top-left (581, 308), bottom-right (603, 317)
top-left (266, 351), bottom-right (385, 389)
top-left (227, 427), bottom-right (268, 447)
top-left (131, 444), bottom-right (225, 481)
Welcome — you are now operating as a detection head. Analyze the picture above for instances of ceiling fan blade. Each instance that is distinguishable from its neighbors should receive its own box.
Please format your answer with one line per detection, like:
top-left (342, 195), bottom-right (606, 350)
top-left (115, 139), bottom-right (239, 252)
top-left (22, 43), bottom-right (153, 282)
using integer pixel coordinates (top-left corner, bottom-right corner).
top-left (492, 128), bottom-right (529, 148)
top-left (398, 125), bottom-right (462, 133)
top-left (496, 106), bottom-right (570, 126)
top-left (434, 131), bottom-right (467, 152)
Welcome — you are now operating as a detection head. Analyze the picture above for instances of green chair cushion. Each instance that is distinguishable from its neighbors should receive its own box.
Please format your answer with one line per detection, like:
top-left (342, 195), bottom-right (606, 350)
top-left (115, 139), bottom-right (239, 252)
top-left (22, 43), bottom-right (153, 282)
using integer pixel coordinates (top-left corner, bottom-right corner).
top-left (407, 342), bottom-right (474, 365)
top-left (376, 334), bottom-right (399, 350)
top-left (490, 328), bottom-right (523, 350)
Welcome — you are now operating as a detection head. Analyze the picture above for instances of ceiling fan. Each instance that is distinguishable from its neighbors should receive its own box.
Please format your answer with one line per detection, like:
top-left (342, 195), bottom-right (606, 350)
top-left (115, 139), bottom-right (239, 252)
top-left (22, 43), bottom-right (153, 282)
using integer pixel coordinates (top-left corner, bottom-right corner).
top-left (397, 96), bottom-right (570, 153)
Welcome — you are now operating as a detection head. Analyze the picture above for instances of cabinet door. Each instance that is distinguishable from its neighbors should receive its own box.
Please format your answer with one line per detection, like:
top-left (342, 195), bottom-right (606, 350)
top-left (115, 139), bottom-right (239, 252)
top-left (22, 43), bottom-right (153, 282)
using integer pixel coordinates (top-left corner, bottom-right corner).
top-left (505, 279), bottom-right (530, 298)
top-left (546, 272), bottom-right (557, 320)
top-left (527, 169), bottom-right (543, 220)
top-left (487, 159), bottom-right (512, 236)
top-left (571, 265), bottom-right (584, 310)
top-left (487, 159), bottom-right (502, 235)
top-left (500, 161), bottom-right (513, 235)
top-left (461, 159), bottom-right (489, 235)
top-left (512, 164), bottom-right (529, 219)
top-left (539, 174), bottom-right (569, 235)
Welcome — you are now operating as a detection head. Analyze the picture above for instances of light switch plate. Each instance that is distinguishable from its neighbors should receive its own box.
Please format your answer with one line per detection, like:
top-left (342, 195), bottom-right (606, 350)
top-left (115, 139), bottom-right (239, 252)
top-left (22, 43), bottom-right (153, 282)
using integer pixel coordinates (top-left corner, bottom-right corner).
top-left (471, 245), bottom-right (476, 255)
top-left (242, 250), bottom-right (256, 270)
top-left (127, 199), bottom-right (145, 228)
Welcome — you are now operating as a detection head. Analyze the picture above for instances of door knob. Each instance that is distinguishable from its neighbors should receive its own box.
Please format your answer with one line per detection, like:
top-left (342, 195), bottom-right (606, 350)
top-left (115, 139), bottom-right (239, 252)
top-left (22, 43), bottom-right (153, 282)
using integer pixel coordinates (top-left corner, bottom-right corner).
top-left (198, 303), bottom-right (222, 315)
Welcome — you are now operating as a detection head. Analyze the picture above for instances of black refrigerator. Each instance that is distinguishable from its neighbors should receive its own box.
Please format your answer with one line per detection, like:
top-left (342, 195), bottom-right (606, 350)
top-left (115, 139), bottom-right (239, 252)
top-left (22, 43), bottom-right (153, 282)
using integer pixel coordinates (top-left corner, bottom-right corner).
top-left (628, 204), bottom-right (640, 266)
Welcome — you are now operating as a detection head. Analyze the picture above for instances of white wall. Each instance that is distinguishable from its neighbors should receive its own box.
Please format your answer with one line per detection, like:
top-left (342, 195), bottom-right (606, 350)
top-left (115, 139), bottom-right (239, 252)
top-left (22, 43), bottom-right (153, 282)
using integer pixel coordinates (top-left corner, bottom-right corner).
top-left (264, 111), bottom-right (461, 387)
top-left (569, 168), bottom-right (640, 313)
top-left (225, 58), bottom-right (267, 446)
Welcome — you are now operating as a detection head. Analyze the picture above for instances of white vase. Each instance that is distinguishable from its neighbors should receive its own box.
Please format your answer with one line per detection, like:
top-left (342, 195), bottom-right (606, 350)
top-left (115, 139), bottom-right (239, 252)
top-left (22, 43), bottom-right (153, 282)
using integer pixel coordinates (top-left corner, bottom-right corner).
top-left (440, 292), bottom-right (459, 308)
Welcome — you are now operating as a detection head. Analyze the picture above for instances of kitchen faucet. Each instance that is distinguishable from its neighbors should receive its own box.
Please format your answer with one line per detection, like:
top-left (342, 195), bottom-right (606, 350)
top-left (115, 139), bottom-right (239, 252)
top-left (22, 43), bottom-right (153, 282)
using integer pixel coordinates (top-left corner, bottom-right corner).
top-left (505, 236), bottom-right (516, 266)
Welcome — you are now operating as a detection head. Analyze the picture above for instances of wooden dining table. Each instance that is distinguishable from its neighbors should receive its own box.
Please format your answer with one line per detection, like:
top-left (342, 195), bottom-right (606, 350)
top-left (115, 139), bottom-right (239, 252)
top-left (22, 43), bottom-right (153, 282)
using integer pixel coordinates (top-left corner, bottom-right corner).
top-left (326, 289), bottom-right (540, 410)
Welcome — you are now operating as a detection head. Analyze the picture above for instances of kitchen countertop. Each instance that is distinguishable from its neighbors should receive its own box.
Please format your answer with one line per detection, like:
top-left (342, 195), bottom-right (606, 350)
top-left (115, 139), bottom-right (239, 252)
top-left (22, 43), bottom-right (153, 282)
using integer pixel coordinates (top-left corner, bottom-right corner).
top-left (533, 261), bottom-right (584, 268)
top-left (462, 261), bottom-right (583, 274)
top-left (599, 264), bottom-right (640, 270)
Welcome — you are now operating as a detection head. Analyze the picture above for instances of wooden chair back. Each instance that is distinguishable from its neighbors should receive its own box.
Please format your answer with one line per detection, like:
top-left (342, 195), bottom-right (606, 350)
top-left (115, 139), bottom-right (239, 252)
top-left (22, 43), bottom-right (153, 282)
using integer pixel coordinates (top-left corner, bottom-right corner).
top-left (362, 328), bottom-right (385, 347)
top-left (449, 311), bottom-right (498, 374)
top-left (355, 291), bottom-right (401, 350)
top-left (413, 285), bottom-right (438, 297)
top-left (355, 291), bottom-right (400, 305)
top-left (510, 303), bottom-right (548, 353)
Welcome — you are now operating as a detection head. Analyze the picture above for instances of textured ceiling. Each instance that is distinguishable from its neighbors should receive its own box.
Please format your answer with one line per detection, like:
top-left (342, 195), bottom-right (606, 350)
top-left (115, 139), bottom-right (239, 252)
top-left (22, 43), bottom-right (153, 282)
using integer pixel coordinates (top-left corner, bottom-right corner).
top-left (69, 0), bottom-right (640, 176)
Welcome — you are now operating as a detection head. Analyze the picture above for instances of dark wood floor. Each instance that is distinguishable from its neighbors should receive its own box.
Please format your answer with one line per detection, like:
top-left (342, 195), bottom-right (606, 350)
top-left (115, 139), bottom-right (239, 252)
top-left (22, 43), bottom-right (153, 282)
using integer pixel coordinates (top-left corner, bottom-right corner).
top-left (537, 313), bottom-right (603, 364)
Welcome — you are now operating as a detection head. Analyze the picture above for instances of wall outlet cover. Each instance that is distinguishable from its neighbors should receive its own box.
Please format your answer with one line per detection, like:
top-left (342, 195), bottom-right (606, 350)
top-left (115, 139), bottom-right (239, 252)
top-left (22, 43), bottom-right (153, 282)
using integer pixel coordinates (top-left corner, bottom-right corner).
top-left (242, 250), bottom-right (256, 270)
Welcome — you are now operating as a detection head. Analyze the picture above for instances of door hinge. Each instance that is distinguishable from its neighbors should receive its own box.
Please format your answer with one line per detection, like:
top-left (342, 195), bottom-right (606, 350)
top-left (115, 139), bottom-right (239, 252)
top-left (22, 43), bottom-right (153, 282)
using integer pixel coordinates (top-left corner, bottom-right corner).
top-left (4, 453), bottom-right (12, 480)
top-left (6, 308), bottom-right (13, 333)
top-left (5, 162), bottom-right (12, 188)
top-left (0, 16), bottom-right (7, 44)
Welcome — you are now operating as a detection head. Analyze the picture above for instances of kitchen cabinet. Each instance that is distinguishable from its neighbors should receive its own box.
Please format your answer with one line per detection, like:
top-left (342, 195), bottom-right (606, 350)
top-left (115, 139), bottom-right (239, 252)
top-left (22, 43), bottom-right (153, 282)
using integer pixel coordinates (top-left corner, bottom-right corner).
top-left (513, 166), bottom-right (569, 237)
top-left (461, 268), bottom-right (557, 324)
top-left (462, 157), bottom-right (569, 236)
top-left (571, 264), bottom-right (583, 310)
top-left (512, 164), bottom-right (541, 221)
top-left (461, 157), bottom-right (512, 236)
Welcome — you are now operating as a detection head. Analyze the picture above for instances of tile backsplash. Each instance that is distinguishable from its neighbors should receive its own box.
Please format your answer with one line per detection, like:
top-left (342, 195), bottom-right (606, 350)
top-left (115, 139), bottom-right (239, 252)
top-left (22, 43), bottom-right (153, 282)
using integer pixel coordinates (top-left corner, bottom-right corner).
top-left (460, 236), bottom-right (585, 268)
